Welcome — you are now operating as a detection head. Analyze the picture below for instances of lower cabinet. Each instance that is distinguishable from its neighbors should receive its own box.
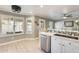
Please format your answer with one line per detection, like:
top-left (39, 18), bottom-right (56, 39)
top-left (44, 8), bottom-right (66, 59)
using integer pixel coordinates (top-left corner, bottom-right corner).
top-left (63, 40), bottom-right (79, 53)
top-left (51, 36), bottom-right (64, 53)
top-left (51, 36), bottom-right (79, 53)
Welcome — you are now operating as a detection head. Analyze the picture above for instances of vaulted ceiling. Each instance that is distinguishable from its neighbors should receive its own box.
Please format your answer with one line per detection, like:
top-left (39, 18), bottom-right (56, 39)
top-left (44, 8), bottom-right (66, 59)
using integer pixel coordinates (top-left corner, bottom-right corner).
top-left (0, 5), bottom-right (79, 20)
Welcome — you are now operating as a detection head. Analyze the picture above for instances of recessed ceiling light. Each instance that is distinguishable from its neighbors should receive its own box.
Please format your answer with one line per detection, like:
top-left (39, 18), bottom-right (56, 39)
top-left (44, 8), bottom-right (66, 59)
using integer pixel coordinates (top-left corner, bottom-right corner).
top-left (75, 20), bottom-right (79, 23)
top-left (40, 5), bottom-right (43, 8)
top-left (63, 17), bottom-right (67, 19)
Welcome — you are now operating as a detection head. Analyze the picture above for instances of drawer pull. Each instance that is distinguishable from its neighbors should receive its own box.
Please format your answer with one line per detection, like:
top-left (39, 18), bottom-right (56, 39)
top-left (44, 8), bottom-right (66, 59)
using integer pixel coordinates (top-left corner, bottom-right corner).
top-left (62, 44), bottom-right (64, 46)
top-left (69, 43), bottom-right (71, 45)
top-left (59, 43), bottom-right (61, 45)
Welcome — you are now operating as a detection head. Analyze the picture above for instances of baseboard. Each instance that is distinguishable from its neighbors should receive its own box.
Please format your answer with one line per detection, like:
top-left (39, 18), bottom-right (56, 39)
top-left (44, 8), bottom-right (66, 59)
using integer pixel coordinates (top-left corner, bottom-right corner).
top-left (0, 38), bottom-right (36, 46)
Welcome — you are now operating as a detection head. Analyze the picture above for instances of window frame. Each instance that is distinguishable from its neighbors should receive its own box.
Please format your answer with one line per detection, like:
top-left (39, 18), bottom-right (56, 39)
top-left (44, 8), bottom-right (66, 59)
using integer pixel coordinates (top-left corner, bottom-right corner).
top-left (26, 17), bottom-right (33, 34)
top-left (0, 15), bottom-right (24, 37)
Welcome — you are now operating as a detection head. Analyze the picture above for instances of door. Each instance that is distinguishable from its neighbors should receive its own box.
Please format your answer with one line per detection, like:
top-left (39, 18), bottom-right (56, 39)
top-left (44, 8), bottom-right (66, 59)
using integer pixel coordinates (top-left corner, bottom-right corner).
top-left (39, 19), bottom-right (45, 32)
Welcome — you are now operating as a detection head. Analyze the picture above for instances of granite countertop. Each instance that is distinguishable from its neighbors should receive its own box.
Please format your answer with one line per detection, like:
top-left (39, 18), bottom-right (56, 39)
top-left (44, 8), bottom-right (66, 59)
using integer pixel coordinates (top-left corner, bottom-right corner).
top-left (40, 32), bottom-right (79, 44)
top-left (40, 32), bottom-right (79, 40)
top-left (54, 33), bottom-right (79, 40)
top-left (39, 32), bottom-right (54, 36)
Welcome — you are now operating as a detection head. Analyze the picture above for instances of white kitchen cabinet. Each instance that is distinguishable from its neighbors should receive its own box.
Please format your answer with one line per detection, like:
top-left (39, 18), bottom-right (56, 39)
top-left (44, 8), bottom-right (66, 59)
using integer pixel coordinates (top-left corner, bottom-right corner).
top-left (63, 40), bottom-right (71, 53)
top-left (51, 36), bottom-right (64, 53)
top-left (51, 36), bottom-right (79, 53)
top-left (63, 39), bottom-right (79, 53)
top-left (51, 35), bottom-right (79, 53)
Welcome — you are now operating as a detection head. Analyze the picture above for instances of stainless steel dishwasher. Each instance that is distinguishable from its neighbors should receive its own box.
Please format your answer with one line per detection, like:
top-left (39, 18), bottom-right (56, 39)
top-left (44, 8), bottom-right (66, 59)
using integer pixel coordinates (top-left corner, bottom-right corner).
top-left (40, 34), bottom-right (51, 53)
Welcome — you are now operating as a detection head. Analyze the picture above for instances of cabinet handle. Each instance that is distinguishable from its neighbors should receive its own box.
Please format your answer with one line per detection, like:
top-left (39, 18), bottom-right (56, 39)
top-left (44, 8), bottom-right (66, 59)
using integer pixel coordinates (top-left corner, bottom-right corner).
top-left (69, 43), bottom-right (71, 45)
top-left (59, 43), bottom-right (64, 46)
top-left (62, 44), bottom-right (64, 46)
top-left (59, 43), bottom-right (61, 45)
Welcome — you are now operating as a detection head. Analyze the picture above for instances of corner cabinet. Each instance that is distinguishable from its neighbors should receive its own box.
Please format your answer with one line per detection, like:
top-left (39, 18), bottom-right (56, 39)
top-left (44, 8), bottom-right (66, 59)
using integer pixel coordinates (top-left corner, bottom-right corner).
top-left (51, 36), bottom-right (79, 53)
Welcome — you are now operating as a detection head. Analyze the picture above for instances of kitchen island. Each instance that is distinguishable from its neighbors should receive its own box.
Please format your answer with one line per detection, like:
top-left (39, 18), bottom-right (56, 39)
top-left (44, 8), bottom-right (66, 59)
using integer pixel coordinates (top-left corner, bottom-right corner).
top-left (51, 33), bottom-right (79, 53)
top-left (39, 31), bottom-right (79, 53)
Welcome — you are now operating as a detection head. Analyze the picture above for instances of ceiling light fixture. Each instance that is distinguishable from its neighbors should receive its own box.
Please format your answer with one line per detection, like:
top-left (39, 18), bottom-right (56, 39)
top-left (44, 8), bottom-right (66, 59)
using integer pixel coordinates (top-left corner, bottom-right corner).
top-left (75, 20), bottom-right (78, 23)
top-left (11, 5), bottom-right (21, 13)
top-left (63, 17), bottom-right (67, 19)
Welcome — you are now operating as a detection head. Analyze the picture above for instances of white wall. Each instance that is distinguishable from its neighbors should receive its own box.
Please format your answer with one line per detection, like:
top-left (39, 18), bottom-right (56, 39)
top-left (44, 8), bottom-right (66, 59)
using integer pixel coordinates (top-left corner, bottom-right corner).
top-left (55, 20), bottom-right (76, 30)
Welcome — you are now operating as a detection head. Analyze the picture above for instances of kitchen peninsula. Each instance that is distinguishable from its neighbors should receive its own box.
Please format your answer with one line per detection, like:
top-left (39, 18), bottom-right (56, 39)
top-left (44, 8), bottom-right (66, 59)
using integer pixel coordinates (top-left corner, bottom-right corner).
top-left (39, 29), bottom-right (79, 53)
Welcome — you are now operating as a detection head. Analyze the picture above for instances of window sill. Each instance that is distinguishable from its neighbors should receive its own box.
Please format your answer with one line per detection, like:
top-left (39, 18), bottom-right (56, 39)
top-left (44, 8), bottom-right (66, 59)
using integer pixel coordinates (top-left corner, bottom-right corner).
top-left (0, 33), bottom-right (24, 38)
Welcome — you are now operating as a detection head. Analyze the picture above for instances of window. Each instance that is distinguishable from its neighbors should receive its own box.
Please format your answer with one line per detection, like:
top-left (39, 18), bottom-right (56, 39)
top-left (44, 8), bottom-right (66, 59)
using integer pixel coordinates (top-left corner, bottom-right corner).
top-left (1, 17), bottom-right (14, 35)
top-left (48, 21), bottom-right (53, 29)
top-left (0, 15), bottom-right (24, 36)
top-left (26, 18), bottom-right (32, 34)
top-left (14, 19), bottom-right (24, 34)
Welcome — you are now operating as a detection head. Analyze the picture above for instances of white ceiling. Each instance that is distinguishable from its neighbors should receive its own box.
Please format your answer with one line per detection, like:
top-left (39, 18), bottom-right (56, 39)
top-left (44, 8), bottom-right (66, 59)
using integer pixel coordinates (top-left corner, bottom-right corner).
top-left (0, 5), bottom-right (79, 20)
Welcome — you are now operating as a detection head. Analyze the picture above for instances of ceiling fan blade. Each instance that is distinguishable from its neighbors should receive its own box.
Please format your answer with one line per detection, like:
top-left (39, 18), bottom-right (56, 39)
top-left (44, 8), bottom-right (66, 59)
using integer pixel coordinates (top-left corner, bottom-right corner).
top-left (67, 14), bottom-right (73, 17)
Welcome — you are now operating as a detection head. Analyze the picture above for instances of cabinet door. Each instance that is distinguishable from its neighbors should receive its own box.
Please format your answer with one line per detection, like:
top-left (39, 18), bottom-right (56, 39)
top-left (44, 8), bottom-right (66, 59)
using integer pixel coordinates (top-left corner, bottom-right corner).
top-left (64, 40), bottom-right (79, 53)
top-left (51, 36), bottom-right (62, 53)
top-left (63, 40), bottom-right (71, 53)
top-left (69, 41), bottom-right (79, 53)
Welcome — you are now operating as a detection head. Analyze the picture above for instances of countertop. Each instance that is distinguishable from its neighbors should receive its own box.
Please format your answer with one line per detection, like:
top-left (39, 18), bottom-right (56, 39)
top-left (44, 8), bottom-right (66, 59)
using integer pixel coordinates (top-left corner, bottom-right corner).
top-left (39, 32), bottom-right (79, 44)
top-left (39, 32), bottom-right (79, 40)
top-left (39, 32), bottom-right (54, 36)
top-left (54, 33), bottom-right (79, 40)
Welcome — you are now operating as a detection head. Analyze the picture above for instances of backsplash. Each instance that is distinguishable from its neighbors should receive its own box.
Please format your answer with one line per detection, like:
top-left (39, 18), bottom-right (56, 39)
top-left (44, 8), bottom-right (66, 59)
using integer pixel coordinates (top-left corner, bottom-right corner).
top-left (48, 29), bottom-right (79, 37)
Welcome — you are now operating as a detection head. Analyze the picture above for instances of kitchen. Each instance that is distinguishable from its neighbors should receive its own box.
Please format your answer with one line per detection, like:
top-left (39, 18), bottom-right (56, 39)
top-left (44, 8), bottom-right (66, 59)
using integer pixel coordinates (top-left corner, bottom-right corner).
top-left (39, 5), bottom-right (79, 53)
top-left (0, 5), bottom-right (79, 53)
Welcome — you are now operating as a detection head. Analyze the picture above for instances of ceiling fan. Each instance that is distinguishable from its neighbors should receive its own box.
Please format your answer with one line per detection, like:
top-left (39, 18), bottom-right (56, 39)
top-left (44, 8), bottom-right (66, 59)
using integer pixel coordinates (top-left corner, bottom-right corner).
top-left (63, 13), bottom-right (73, 19)
top-left (11, 5), bottom-right (21, 13)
